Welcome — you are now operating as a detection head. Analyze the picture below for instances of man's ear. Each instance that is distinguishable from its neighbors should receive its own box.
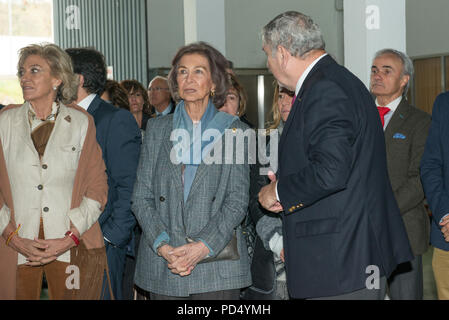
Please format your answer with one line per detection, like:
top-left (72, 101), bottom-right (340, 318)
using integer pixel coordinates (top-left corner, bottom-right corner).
top-left (78, 74), bottom-right (84, 88)
top-left (277, 45), bottom-right (291, 69)
top-left (400, 74), bottom-right (410, 92)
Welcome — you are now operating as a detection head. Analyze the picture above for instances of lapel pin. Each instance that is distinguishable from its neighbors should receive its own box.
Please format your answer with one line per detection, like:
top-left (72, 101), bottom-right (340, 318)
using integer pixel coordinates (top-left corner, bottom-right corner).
top-left (64, 115), bottom-right (71, 123)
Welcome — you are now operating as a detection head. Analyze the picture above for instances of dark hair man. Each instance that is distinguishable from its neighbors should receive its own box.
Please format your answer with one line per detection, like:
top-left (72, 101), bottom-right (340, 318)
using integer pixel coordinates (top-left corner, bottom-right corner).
top-left (66, 47), bottom-right (141, 300)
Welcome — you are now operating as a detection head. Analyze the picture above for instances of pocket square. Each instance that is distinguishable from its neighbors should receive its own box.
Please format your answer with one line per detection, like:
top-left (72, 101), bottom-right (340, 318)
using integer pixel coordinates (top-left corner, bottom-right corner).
top-left (393, 133), bottom-right (406, 139)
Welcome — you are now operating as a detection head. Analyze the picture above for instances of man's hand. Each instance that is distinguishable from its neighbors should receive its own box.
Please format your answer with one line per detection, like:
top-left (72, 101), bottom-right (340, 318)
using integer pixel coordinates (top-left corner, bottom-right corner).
top-left (258, 171), bottom-right (284, 213)
top-left (440, 216), bottom-right (449, 242)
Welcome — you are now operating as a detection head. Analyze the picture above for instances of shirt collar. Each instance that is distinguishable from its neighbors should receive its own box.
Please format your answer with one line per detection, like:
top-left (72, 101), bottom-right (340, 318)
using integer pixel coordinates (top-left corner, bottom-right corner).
top-left (295, 53), bottom-right (328, 96)
top-left (375, 95), bottom-right (402, 114)
top-left (156, 102), bottom-right (173, 117)
top-left (77, 94), bottom-right (97, 111)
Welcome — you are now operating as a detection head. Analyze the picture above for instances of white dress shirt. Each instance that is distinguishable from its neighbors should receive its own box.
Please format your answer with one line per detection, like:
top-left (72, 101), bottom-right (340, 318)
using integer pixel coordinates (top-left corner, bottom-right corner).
top-left (375, 96), bottom-right (402, 131)
top-left (77, 94), bottom-right (97, 111)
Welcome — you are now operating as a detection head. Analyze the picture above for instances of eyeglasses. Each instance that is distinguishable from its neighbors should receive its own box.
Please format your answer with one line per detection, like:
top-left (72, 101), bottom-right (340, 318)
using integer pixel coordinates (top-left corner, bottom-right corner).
top-left (148, 87), bottom-right (169, 92)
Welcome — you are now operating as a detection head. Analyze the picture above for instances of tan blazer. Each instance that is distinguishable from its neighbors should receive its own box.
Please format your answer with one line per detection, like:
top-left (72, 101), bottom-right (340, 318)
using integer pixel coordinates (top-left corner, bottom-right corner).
top-left (0, 103), bottom-right (108, 299)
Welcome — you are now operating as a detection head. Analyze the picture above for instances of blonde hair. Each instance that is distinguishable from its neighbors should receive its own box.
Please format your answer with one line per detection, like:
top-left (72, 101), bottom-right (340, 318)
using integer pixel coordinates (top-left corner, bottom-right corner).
top-left (266, 81), bottom-right (282, 132)
top-left (266, 81), bottom-right (294, 133)
top-left (17, 43), bottom-right (79, 104)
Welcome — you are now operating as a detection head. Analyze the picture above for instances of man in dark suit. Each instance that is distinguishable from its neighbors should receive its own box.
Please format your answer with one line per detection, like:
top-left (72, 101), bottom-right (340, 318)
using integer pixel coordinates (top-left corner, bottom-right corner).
top-left (258, 11), bottom-right (413, 299)
top-left (66, 48), bottom-right (141, 300)
top-left (370, 49), bottom-right (430, 299)
top-left (421, 91), bottom-right (449, 299)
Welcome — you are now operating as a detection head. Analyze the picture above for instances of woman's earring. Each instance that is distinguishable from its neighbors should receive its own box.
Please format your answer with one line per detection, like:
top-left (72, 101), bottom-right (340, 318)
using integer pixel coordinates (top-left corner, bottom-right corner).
top-left (210, 89), bottom-right (215, 97)
top-left (53, 86), bottom-right (58, 91)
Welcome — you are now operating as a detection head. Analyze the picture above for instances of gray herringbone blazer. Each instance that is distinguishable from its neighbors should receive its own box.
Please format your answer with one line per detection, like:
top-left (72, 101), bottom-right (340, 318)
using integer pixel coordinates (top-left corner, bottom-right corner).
top-left (131, 114), bottom-right (252, 297)
top-left (385, 98), bottom-right (431, 256)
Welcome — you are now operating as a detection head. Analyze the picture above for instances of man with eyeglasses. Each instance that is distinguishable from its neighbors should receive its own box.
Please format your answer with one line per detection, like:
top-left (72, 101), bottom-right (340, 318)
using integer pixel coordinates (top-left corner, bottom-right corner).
top-left (147, 76), bottom-right (174, 117)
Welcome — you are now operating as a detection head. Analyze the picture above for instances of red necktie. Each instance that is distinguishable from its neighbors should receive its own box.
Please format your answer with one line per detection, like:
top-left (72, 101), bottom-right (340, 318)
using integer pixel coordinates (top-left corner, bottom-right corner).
top-left (292, 95), bottom-right (296, 106)
top-left (377, 106), bottom-right (390, 127)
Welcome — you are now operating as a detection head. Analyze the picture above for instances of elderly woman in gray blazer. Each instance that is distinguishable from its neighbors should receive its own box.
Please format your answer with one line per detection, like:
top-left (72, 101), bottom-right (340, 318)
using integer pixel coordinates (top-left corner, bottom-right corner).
top-left (131, 42), bottom-right (251, 300)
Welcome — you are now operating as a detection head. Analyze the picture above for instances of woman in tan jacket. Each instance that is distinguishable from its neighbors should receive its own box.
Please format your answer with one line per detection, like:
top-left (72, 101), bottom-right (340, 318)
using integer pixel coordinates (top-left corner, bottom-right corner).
top-left (0, 43), bottom-right (109, 300)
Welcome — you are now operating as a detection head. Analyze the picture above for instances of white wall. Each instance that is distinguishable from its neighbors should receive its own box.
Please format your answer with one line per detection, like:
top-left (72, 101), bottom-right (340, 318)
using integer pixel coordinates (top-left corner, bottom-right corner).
top-left (406, 0), bottom-right (449, 58)
top-left (225, 0), bottom-right (344, 68)
top-left (344, 0), bottom-right (406, 88)
top-left (147, 0), bottom-right (185, 68)
top-left (146, 0), bottom-right (344, 69)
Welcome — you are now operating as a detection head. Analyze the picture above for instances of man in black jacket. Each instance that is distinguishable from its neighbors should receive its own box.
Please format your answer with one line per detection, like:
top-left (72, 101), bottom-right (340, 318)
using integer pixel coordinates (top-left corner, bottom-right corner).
top-left (258, 11), bottom-right (413, 300)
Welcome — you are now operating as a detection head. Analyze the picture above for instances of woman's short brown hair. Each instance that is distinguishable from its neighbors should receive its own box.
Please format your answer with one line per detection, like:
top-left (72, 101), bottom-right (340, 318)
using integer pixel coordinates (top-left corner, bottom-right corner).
top-left (227, 73), bottom-right (248, 117)
top-left (120, 79), bottom-right (151, 115)
top-left (17, 43), bottom-right (79, 105)
top-left (168, 42), bottom-right (230, 107)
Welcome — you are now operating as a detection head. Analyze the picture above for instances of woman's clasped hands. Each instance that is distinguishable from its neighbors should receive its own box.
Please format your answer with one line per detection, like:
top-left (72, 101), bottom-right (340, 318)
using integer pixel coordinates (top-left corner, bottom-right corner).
top-left (6, 232), bottom-right (77, 266)
top-left (158, 241), bottom-right (210, 277)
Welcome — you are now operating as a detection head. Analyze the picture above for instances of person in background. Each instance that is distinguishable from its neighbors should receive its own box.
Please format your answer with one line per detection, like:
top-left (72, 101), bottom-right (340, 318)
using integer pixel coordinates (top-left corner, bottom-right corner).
top-left (132, 41), bottom-right (251, 300)
top-left (121, 80), bottom-right (152, 134)
top-left (0, 43), bottom-right (108, 300)
top-left (101, 80), bottom-right (130, 110)
top-left (147, 76), bottom-right (175, 117)
top-left (370, 48), bottom-right (430, 300)
top-left (226, 60), bottom-right (235, 76)
top-left (243, 83), bottom-right (294, 300)
top-left (119, 79), bottom-right (152, 300)
top-left (421, 91), bottom-right (449, 300)
top-left (0, 104), bottom-right (4, 110)
top-left (219, 73), bottom-right (253, 128)
top-left (66, 47), bottom-right (141, 300)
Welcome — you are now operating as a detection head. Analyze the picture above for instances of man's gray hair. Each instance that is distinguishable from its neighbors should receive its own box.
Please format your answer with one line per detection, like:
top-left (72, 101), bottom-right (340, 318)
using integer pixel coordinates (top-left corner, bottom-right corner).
top-left (374, 48), bottom-right (414, 96)
top-left (262, 11), bottom-right (325, 58)
top-left (148, 75), bottom-right (168, 88)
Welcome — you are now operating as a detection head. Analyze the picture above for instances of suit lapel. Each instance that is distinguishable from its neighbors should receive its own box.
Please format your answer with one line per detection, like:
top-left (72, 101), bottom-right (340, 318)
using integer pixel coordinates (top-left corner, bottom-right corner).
top-left (162, 127), bottom-right (184, 196)
top-left (87, 95), bottom-right (101, 116)
top-left (186, 159), bottom-right (209, 204)
top-left (384, 98), bottom-right (410, 149)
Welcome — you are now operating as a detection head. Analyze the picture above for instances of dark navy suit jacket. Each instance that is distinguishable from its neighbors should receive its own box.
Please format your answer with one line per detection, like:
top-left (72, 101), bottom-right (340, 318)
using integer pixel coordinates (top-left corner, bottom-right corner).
top-left (421, 91), bottom-right (449, 251)
top-left (277, 55), bottom-right (413, 299)
top-left (87, 95), bottom-right (141, 248)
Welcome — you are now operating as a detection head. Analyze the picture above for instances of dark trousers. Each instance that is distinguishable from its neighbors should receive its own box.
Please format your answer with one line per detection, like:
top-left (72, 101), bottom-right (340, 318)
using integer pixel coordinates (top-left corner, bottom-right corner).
top-left (308, 276), bottom-right (387, 300)
top-left (388, 255), bottom-right (423, 300)
top-left (101, 242), bottom-right (127, 300)
top-left (122, 255), bottom-right (137, 299)
top-left (122, 225), bottom-right (142, 300)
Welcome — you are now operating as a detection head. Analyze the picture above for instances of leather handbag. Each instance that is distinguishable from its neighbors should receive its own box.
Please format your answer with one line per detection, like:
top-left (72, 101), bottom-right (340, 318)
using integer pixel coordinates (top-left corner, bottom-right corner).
top-left (186, 229), bottom-right (240, 264)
